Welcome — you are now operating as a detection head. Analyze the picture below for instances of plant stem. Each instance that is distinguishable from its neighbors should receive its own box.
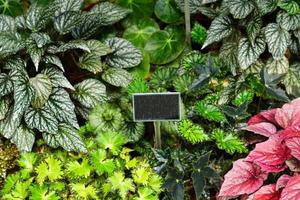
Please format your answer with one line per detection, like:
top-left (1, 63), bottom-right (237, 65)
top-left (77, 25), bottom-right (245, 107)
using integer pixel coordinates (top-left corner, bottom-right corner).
top-left (184, 0), bottom-right (191, 47)
top-left (154, 121), bottom-right (162, 149)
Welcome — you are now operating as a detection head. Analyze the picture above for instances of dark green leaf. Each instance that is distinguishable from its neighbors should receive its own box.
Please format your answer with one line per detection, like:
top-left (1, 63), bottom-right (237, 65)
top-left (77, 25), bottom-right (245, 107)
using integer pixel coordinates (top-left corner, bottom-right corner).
top-left (54, 11), bottom-right (83, 34)
top-left (10, 125), bottom-right (35, 152)
top-left (102, 68), bottom-right (133, 87)
top-left (228, 0), bottom-right (255, 19)
top-left (163, 169), bottom-right (184, 200)
top-left (79, 53), bottom-right (102, 74)
top-left (29, 74), bottom-right (52, 108)
top-left (41, 67), bottom-right (74, 90)
top-left (154, 0), bottom-right (182, 24)
top-left (0, 73), bottom-right (13, 97)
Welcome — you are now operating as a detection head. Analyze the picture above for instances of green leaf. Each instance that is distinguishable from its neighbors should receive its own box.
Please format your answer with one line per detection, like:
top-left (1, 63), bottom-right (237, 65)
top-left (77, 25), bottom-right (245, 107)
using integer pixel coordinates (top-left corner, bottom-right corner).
top-left (29, 185), bottom-right (60, 200)
top-left (71, 13), bottom-right (102, 39)
top-left (91, 2), bottom-right (130, 26)
top-left (0, 15), bottom-right (15, 32)
top-left (276, 11), bottom-right (300, 31)
top-left (102, 68), bottom-right (133, 87)
top-left (123, 18), bottom-right (160, 48)
top-left (105, 37), bottom-right (142, 68)
top-left (86, 39), bottom-right (112, 56)
top-left (202, 16), bottom-right (233, 49)
top-left (49, 40), bottom-right (90, 53)
top-left (26, 3), bottom-right (51, 32)
top-left (54, 11), bottom-right (83, 34)
top-left (72, 79), bottom-right (107, 108)
top-left (41, 67), bottom-right (74, 90)
top-left (228, 0), bottom-right (255, 19)
top-left (266, 56), bottom-right (289, 75)
top-left (0, 73), bottom-right (13, 97)
top-left (70, 183), bottom-right (97, 200)
top-left (66, 158), bottom-right (91, 178)
top-left (178, 119), bottom-right (209, 144)
top-left (30, 74), bottom-right (52, 108)
top-left (117, 0), bottom-right (154, 17)
top-left (30, 32), bottom-right (51, 48)
top-left (53, 0), bottom-right (83, 14)
top-left (154, 0), bottom-right (182, 24)
top-left (24, 107), bottom-right (58, 134)
top-left (145, 25), bottom-right (186, 64)
top-left (0, 0), bottom-right (23, 17)
top-left (283, 63), bottom-right (300, 96)
top-left (238, 36), bottom-right (266, 69)
top-left (0, 97), bottom-right (10, 120)
top-left (10, 125), bottom-right (35, 152)
top-left (191, 171), bottom-right (205, 199)
top-left (97, 131), bottom-right (126, 155)
top-left (278, 0), bottom-right (300, 15)
top-left (233, 90), bottom-right (254, 106)
top-left (121, 121), bottom-right (145, 142)
top-left (129, 51), bottom-right (151, 79)
top-left (191, 23), bottom-right (207, 46)
top-left (45, 88), bottom-right (79, 129)
top-left (35, 156), bottom-right (63, 184)
top-left (108, 171), bottom-right (135, 198)
top-left (43, 123), bottom-right (87, 152)
top-left (79, 53), bottom-right (102, 74)
top-left (90, 149), bottom-right (116, 175)
top-left (255, 0), bottom-right (277, 14)
top-left (26, 40), bottom-right (44, 71)
top-left (42, 55), bottom-right (64, 71)
top-left (265, 23), bottom-right (290, 59)
top-left (0, 33), bottom-right (24, 57)
top-left (246, 14), bottom-right (262, 44)
top-left (195, 101), bottom-right (226, 122)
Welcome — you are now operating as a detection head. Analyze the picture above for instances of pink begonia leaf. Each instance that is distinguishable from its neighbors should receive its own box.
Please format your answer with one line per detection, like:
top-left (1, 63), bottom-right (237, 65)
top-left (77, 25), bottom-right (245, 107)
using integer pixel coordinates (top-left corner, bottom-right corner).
top-left (285, 137), bottom-right (300, 160)
top-left (245, 135), bottom-right (291, 172)
top-left (246, 122), bottom-right (277, 137)
top-left (276, 99), bottom-right (300, 129)
top-left (276, 174), bottom-right (291, 190)
top-left (218, 159), bottom-right (268, 198)
top-left (280, 127), bottom-right (300, 140)
top-left (251, 184), bottom-right (280, 200)
top-left (281, 175), bottom-right (300, 200)
top-left (275, 107), bottom-right (290, 129)
top-left (248, 109), bottom-right (278, 125)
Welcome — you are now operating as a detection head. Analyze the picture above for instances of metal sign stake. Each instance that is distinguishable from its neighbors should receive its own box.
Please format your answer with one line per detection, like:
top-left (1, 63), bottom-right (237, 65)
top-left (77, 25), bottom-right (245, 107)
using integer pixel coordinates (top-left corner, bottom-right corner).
top-left (154, 121), bottom-right (162, 149)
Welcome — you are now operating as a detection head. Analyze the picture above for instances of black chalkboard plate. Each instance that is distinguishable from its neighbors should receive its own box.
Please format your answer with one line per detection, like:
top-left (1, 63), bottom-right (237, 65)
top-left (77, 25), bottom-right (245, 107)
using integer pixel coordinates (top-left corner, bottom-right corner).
top-left (132, 92), bottom-right (181, 121)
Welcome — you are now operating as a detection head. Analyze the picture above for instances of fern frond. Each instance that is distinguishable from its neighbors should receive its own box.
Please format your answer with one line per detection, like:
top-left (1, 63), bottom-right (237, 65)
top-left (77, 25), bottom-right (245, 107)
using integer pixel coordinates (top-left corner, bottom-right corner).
top-left (178, 119), bottom-right (209, 144)
top-left (191, 23), bottom-right (207, 46)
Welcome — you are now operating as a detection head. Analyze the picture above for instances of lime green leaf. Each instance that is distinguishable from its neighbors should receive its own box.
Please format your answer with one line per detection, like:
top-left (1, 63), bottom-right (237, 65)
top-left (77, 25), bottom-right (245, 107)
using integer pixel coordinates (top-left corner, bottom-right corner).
top-left (102, 68), bottom-right (133, 87)
top-left (195, 101), bottom-right (226, 122)
top-left (66, 158), bottom-right (91, 178)
top-left (278, 0), bottom-right (300, 15)
top-left (70, 183), bottom-right (98, 200)
top-left (29, 185), bottom-right (60, 200)
top-left (178, 119), bottom-right (209, 144)
top-left (90, 149), bottom-right (116, 175)
top-left (132, 167), bottom-right (151, 185)
top-left (145, 25), bottom-right (186, 64)
top-left (35, 156), bottom-right (63, 184)
top-left (96, 131), bottom-right (126, 155)
top-left (154, 0), bottom-right (182, 24)
top-left (18, 153), bottom-right (37, 172)
top-left (30, 74), bottom-right (52, 108)
top-left (108, 171), bottom-right (135, 199)
top-left (233, 90), bottom-right (254, 106)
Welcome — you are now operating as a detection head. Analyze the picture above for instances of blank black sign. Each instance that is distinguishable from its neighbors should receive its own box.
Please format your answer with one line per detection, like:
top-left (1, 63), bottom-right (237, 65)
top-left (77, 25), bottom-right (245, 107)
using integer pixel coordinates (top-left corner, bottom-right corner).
top-left (133, 93), bottom-right (181, 121)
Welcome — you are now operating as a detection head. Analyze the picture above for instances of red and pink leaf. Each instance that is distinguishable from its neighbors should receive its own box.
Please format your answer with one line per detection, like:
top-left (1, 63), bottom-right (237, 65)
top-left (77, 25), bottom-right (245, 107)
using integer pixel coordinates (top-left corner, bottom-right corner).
top-left (248, 109), bottom-right (277, 126)
top-left (251, 184), bottom-right (280, 200)
top-left (281, 175), bottom-right (300, 200)
top-left (285, 137), bottom-right (300, 160)
top-left (219, 159), bottom-right (268, 198)
top-left (246, 122), bottom-right (277, 137)
top-left (276, 174), bottom-right (291, 190)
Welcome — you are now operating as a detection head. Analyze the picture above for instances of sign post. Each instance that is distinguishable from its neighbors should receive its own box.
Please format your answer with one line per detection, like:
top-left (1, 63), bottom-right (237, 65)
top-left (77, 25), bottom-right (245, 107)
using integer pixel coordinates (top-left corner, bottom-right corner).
top-left (132, 92), bottom-right (181, 149)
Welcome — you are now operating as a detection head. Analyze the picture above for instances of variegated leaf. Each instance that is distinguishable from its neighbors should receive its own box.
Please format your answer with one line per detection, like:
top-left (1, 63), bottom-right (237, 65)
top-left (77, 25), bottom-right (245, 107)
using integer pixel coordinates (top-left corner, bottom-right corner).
top-left (277, 11), bottom-right (300, 31)
top-left (105, 37), bottom-right (142, 68)
top-left (278, 0), bottom-right (300, 15)
top-left (72, 79), bottom-right (107, 108)
top-left (42, 132), bottom-right (59, 148)
top-left (174, 0), bottom-right (204, 14)
top-left (30, 32), bottom-right (51, 48)
top-left (43, 55), bottom-right (64, 71)
top-left (102, 68), bottom-right (133, 87)
top-left (0, 73), bottom-right (13, 97)
top-left (75, 105), bottom-right (90, 120)
top-left (265, 23), bottom-right (290, 59)
top-left (71, 13), bottom-right (102, 39)
top-left (43, 123), bottom-right (86, 152)
top-left (48, 40), bottom-right (90, 53)
top-left (86, 40), bottom-right (112, 56)
top-left (26, 4), bottom-right (49, 32)
top-left (53, 0), bottom-right (83, 15)
top-left (24, 106), bottom-right (58, 134)
top-left (0, 15), bottom-right (15, 32)
top-left (238, 36), bottom-right (266, 69)
top-left (10, 125), bottom-right (35, 152)
top-left (91, 2), bottom-right (130, 26)
top-left (219, 42), bottom-right (239, 74)
top-left (54, 11), bottom-right (83, 34)
top-left (30, 74), bottom-right (52, 108)
top-left (42, 68), bottom-right (74, 90)
top-left (283, 63), bottom-right (300, 96)
top-left (15, 16), bottom-right (26, 29)
top-left (202, 16), bottom-right (233, 49)
top-left (228, 0), bottom-right (255, 19)
top-left (26, 40), bottom-right (44, 71)
top-left (79, 53), bottom-right (102, 74)
top-left (0, 33), bottom-right (24, 57)
top-left (45, 88), bottom-right (78, 129)
top-left (266, 56), bottom-right (289, 75)
top-left (246, 14), bottom-right (262, 43)
top-left (255, 0), bottom-right (277, 15)
top-left (0, 97), bottom-right (11, 120)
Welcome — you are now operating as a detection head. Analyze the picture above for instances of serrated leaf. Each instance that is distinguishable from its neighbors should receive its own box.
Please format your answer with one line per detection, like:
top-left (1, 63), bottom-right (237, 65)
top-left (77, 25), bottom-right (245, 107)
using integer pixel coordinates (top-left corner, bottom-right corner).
top-left (228, 0), bottom-right (255, 19)
top-left (246, 14), bottom-right (262, 43)
top-left (24, 107), bottom-right (58, 134)
top-left (86, 40), bottom-right (112, 56)
top-left (42, 55), bottom-right (64, 71)
top-left (26, 41), bottom-right (44, 71)
top-left (91, 2), bottom-right (130, 26)
top-left (238, 36), bottom-right (266, 69)
top-left (79, 53), bottom-right (102, 74)
top-left (154, 0), bottom-right (182, 24)
top-left (195, 101), bottom-right (226, 122)
top-left (283, 63), bottom-right (300, 96)
top-left (15, 15), bottom-right (26, 29)
top-left (71, 13), bottom-right (102, 39)
top-left (42, 67), bottom-right (74, 90)
top-left (26, 4), bottom-right (50, 32)
top-left (54, 11), bottom-right (83, 34)
top-left (10, 125), bottom-right (35, 152)
top-left (30, 74), bottom-right (52, 108)
top-left (0, 33), bottom-right (24, 57)
top-left (255, 0), bottom-right (277, 14)
top-left (53, 0), bottom-right (83, 14)
top-left (266, 56), bottom-right (289, 75)
top-left (30, 32), bottom-right (51, 48)
top-left (102, 68), bottom-right (133, 87)
top-left (43, 123), bottom-right (86, 152)
top-left (278, 0), bottom-right (300, 15)
top-left (105, 37), bottom-right (142, 68)
top-left (0, 97), bottom-right (11, 120)
top-left (45, 88), bottom-right (79, 129)
top-left (276, 11), bottom-right (300, 31)
top-left (145, 25), bottom-right (186, 65)
top-left (0, 73), bottom-right (13, 97)
top-left (265, 23), bottom-right (290, 59)
top-left (0, 15), bottom-right (15, 32)
top-left (202, 16), bottom-right (233, 49)
top-left (72, 79), bottom-right (107, 108)
top-left (49, 40), bottom-right (90, 53)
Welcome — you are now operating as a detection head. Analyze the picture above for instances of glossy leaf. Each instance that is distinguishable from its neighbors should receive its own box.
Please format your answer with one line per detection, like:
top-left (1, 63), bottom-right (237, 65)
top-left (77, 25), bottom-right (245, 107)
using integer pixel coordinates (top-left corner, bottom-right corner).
top-left (228, 0), bottom-right (255, 19)
top-left (10, 125), bottom-right (35, 152)
top-left (41, 68), bottom-right (74, 90)
top-left (0, 73), bottom-right (13, 97)
top-left (102, 68), bottom-right (132, 88)
top-left (29, 74), bottom-right (52, 108)
top-left (154, 0), bottom-right (182, 24)
top-left (79, 53), bottom-right (102, 74)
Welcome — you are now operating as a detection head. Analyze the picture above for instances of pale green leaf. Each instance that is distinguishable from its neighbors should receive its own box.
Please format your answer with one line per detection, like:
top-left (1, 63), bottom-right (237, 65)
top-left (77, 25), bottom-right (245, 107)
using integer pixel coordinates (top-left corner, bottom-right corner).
top-left (72, 79), bottom-right (107, 108)
top-left (228, 0), bottom-right (255, 19)
top-left (283, 63), bottom-right (300, 96)
top-left (105, 37), bottom-right (142, 68)
top-left (42, 55), bottom-right (64, 71)
top-left (79, 53), bottom-right (102, 74)
top-left (266, 56), bottom-right (289, 75)
top-left (42, 67), bottom-right (74, 90)
top-left (86, 40), bottom-right (112, 56)
top-left (10, 125), bottom-right (35, 152)
top-left (30, 74), bottom-right (52, 108)
top-left (54, 11), bottom-right (83, 34)
top-left (276, 11), bottom-right (300, 31)
top-left (102, 68), bottom-right (133, 87)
